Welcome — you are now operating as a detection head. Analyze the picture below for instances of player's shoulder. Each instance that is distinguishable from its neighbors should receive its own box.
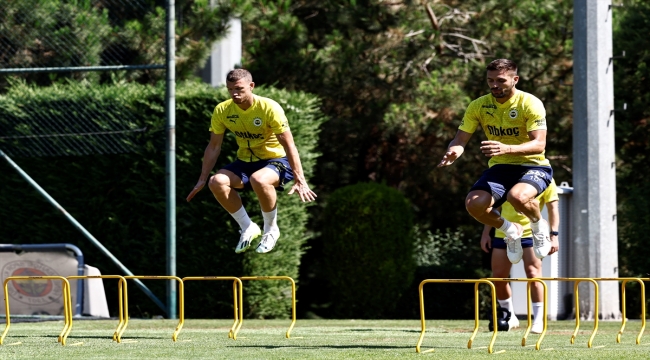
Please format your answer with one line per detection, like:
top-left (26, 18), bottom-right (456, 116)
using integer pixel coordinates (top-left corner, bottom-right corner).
top-left (467, 94), bottom-right (495, 111)
top-left (254, 95), bottom-right (283, 110)
top-left (213, 98), bottom-right (235, 112)
top-left (470, 93), bottom-right (494, 106)
top-left (517, 90), bottom-right (544, 107)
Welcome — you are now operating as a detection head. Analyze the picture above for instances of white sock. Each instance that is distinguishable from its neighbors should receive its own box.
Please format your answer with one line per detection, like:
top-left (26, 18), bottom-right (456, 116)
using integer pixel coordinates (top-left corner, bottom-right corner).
top-left (230, 206), bottom-right (252, 230)
top-left (498, 297), bottom-right (514, 314)
top-left (498, 219), bottom-right (519, 239)
top-left (532, 302), bottom-right (544, 324)
top-left (262, 206), bottom-right (278, 233)
top-left (531, 220), bottom-right (540, 233)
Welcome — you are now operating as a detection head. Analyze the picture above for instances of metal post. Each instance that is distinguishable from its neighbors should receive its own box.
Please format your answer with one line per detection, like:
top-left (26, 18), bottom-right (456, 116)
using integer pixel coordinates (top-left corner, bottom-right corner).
top-left (572, 0), bottom-right (620, 320)
top-left (166, 0), bottom-right (177, 320)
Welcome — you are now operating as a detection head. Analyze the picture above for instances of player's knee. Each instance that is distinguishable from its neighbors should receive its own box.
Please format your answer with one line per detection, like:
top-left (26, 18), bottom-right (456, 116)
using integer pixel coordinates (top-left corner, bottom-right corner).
top-left (249, 172), bottom-right (276, 189)
top-left (507, 191), bottom-right (535, 209)
top-left (208, 174), bottom-right (229, 191)
top-left (465, 197), bottom-right (489, 217)
top-left (524, 265), bottom-right (542, 278)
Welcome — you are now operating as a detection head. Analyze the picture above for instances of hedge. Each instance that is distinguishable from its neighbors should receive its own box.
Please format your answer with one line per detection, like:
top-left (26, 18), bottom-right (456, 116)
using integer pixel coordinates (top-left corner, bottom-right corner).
top-left (0, 79), bottom-right (326, 319)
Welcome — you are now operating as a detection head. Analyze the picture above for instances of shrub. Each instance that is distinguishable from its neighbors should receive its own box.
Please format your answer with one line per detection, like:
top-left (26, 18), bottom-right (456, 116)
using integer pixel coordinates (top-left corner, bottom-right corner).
top-left (321, 182), bottom-right (415, 318)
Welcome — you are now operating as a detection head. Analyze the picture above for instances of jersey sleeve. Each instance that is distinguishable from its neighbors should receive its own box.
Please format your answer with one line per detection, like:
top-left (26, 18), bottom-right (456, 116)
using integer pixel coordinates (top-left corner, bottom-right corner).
top-left (458, 100), bottom-right (480, 134)
top-left (209, 104), bottom-right (227, 134)
top-left (525, 96), bottom-right (547, 132)
top-left (267, 101), bottom-right (290, 134)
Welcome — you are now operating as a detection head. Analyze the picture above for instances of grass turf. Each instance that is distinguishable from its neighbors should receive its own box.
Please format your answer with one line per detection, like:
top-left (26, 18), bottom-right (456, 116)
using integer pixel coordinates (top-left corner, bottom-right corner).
top-left (0, 319), bottom-right (648, 359)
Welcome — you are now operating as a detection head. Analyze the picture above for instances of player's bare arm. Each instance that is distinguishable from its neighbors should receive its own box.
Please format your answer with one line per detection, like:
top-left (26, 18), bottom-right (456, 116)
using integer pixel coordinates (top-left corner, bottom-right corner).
top-left (480, 225), bottom-right (492, 253)
top-left (480, 129), bottom-right (547, 158)
top-left (547, 199), bottom-right (560, 255)
top-left (438, 130), bottom-right (473, 167)
top-left (187, 132), bottom-right (224, 202)
top-left (277, 130), bottom-right (317, 203)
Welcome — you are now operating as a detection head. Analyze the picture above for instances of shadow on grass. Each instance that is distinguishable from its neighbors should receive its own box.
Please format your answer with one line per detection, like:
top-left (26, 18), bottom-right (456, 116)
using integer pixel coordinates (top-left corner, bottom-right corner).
top-left (346, 328), bottom-right (420, 333)
top-left (229, 344), bottom-right (415, 350)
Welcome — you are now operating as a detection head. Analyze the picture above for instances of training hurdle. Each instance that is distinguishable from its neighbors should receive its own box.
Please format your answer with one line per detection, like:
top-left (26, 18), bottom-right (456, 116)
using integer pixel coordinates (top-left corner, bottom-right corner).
top-left (538, 277), bottom-right (599, 348)
top-left (416, 279), bottom-right (499, 354)
top-left (123, 276), bottom-right (184, 341)
top-left (483, 278), bottom-right (548, 350)
top-left (67, 275), bottom-right (128, 343)
top-left (239, 276), bottom-right (297, 338)
top-left (1, 276), bottom-right (73, 346)
top-left (181, 276), bottom-right (243, 339)
top-left (593, 277), bottom-right (645, 344)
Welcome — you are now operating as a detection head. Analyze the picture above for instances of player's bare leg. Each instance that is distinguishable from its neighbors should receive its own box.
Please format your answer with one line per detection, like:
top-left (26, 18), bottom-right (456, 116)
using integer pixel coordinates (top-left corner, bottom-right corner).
top-left (467, 190), bottom-right (524, 263)
top-left (508, 184), bottom-right (551, 259)
top-left (492, 249), bottom-right (519, 330)
top-left (522, 248), bottom-right (544, 333)
top-left (209, 170), bottom-right (261, 253)
top-left (250, 168), bottom-right (281, 253)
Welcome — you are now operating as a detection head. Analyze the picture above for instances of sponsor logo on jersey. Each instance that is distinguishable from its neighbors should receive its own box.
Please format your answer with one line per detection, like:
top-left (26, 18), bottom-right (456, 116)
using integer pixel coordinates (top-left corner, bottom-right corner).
top-left (253, 117), bottom-right (263, 126)
top-left (486, 125), bottom-right (520, 137)
top-left (534, 118), bottom-right (546, 127)
top-left (234, 131), bottom-right (264, 140)
top-left (227, 115), bottom-right (239, 123)
top-left (486, 111), bottom-right (495, 117)
top-left (509, 109), bottom-right (518, 119)
top-left (482, 104), bottom-right (497, 109)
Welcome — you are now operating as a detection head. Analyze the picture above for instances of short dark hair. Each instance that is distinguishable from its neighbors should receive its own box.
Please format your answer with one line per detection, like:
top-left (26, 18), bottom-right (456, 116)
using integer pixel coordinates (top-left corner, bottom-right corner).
top-left (226, 68), bottom-right (253, 83)
top-left (486, 59), bottom-right (518, 74)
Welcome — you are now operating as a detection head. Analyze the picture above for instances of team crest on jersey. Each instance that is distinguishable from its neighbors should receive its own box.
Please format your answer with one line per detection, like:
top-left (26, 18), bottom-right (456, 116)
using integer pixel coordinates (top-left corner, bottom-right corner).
top-left (509, 109), bottom-right (518, 119)
top-left (253, 117), bottom-right (263, 127)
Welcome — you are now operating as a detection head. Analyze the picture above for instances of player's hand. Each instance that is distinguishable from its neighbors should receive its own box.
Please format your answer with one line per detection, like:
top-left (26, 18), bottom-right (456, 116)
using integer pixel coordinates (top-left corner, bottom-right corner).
top-left (288, 180), bottom-right (317, 202)
top-left (438, 149), bottom-right (460, 167)
top-left (548, 234), bottom-right (559, 255)
top-left (186, 179), bottom-right (206, 202)
top-left (480, 234), bottom-right (492, 253)
top-left (480, 141), bottom-right (510, 157)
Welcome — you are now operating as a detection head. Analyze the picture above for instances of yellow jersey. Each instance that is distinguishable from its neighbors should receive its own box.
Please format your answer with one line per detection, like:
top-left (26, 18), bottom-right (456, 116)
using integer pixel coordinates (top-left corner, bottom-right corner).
top-left (210, 95), bottom-right (290, 162)
top-left (459, 90), bottom-right (550, 167)
top-left (495, 179), bottom-right (559, 238)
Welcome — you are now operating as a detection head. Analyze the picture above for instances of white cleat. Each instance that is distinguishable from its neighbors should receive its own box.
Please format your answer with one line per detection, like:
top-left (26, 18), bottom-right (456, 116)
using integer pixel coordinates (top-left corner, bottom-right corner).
top-left (256, 228), bottom-right (280, 254)
top-left (508, 315), bottom-right (520, 330)
top-left (235, 223), bottom-right (261, 254)
top-left (504, 222), bottom-right (524, 264)
top-left (533, 218), bottom-right (551, 259)
top-left (531, 322), bottom-right (544, 334)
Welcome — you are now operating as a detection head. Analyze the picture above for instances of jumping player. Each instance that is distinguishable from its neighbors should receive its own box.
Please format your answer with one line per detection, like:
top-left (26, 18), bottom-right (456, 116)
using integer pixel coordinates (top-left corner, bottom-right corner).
top-left (438, 58), bottom-right (553, 263)
top-left (186, 69), bottom-right (316, 254)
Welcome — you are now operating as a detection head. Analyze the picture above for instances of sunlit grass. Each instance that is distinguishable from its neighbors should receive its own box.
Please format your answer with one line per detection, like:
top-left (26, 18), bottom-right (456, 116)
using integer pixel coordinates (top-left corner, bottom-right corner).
top-left (0, 319), bottom-right (648, 359)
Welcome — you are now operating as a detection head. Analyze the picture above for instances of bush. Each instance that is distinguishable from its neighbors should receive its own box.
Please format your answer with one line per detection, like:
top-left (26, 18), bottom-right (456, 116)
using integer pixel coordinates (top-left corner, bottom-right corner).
top-left (393, 225), bottom-right (491, 320)
top-left (321, 182), bottom-right (415, 318)
top-left (0, 80), bottom-right (326, 319)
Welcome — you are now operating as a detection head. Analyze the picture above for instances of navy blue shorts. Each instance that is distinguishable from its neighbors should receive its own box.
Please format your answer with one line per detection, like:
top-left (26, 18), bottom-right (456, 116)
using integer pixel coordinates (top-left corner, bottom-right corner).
top-left (492, 237), bottom-right (533, 249)
top-left (470, 164), bottom-right (553, 208)
top-left (222, 157), bottom-right (294, 191)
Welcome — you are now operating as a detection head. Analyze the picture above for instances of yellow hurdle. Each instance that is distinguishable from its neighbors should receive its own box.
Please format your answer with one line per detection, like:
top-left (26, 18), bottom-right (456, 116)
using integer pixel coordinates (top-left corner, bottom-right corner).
top-left (416, 279), bottom-right (498, 354)
top-left (123, 276), bottom-right (184, 341)
top-left (483, 278), bottom-right (548, 350)
top-left (181, 277), bottom-right (243, 339)
top-left (239, 276), bottom-right (297, 338)
top-left (537, 277), bottom-right (599, 347)
top-left (1, 276), bottom-right (73, 346)
top-left (67, 275), bottom-right (128, 343)
top-left (599, 277), bottom-right (646, 344)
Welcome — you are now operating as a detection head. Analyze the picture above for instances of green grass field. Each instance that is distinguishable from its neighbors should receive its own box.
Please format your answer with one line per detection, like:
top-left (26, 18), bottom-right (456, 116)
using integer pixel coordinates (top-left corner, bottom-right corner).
top-left (0, 318), bottom-right (648, 359)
